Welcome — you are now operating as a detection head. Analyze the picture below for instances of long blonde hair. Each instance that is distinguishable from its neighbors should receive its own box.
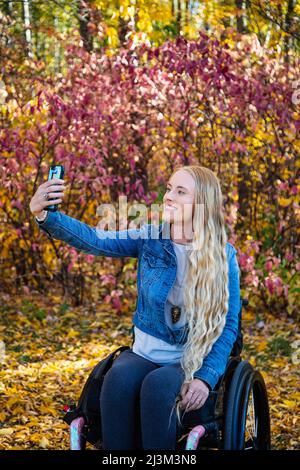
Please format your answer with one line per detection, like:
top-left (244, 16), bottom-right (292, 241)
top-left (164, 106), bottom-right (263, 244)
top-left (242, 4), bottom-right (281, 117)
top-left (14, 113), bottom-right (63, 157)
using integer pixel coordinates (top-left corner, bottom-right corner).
top-left (166, 165), bottom-right (230, 434)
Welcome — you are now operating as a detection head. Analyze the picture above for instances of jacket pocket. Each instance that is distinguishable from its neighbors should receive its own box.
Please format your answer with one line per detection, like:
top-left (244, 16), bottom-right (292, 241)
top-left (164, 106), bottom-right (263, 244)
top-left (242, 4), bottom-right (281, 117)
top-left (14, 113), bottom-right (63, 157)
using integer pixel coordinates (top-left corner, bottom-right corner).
top-left (140, 250), bottom-right (169, 288)
top-left (143, 252), bottom-right (169, 267)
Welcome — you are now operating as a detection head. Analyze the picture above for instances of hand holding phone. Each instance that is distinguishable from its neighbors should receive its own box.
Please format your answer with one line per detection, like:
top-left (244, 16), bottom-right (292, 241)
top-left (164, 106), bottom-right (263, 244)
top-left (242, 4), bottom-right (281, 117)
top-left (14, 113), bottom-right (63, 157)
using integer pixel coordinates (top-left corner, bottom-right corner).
top-left (46, 165), bottom-right (65, 212)
top-left (29, 164), bottom-right (66, 217)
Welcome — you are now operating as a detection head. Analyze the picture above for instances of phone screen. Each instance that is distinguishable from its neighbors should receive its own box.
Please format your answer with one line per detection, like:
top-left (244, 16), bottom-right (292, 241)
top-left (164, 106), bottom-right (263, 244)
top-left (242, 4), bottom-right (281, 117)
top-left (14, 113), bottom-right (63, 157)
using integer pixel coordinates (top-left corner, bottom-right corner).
top-left (46, 165), bottom-right (65, 212)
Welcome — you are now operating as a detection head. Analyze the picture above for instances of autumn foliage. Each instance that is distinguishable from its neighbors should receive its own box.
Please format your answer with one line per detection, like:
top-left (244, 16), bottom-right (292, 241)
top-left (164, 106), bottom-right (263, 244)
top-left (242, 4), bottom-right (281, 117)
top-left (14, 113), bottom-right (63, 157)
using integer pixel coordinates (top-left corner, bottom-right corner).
top-left (0, 1), bottom-right (299, 451)
top-left (1, 30), bottom-right (299, 317)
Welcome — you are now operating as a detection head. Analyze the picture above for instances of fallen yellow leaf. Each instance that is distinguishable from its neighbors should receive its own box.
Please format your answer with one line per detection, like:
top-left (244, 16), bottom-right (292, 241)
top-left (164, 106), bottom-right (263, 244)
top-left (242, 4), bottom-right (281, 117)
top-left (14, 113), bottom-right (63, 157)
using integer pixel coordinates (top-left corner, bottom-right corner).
top-left (282, 400), bottom-right (297, 409)
top-left (257, 340), bottom-right (268, 352)
top-left (0, 428), bottom-right (14, 435)
top-left (39, 436), bottom-right (49, 449)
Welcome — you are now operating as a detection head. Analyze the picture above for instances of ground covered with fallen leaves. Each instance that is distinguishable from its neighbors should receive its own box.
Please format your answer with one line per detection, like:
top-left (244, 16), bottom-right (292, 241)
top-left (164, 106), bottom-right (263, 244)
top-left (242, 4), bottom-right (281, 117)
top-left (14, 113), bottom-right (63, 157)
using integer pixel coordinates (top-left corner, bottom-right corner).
top-left (0, 292), bottom-right (299, 450)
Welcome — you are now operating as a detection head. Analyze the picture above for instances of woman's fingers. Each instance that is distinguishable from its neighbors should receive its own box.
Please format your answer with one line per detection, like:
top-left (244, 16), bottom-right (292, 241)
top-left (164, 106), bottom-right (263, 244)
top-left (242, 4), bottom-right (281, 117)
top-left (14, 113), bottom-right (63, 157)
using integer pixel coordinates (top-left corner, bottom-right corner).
top-left (179, 388), bottom-right (207, 411)
top-left (45, 179), bottom-right (65, 187)
top-left (180, 383), bottom-right (189, 400)
top-left (45, 191), bottom-right (65, 198)
top-left (30, 180), bottom-right (66, 216)
top-left (179, 388), bottom-right (195, 409)
top-left (44, 182), bottom-right (66, 191)
top-left (186, 395), bottom-right (205, 412)
top-left (39, 179), bottom-right (66, 192)
top-left (45, 185), bottom-right (66, 192)
top-left (185, 395), bottom-right (199, 411)
top-left (39, 187), bottom-right (66, 208)
top-left (45, 197), bottom-right (63, 205)
top-left (182, 393), bottom-right (198, 411)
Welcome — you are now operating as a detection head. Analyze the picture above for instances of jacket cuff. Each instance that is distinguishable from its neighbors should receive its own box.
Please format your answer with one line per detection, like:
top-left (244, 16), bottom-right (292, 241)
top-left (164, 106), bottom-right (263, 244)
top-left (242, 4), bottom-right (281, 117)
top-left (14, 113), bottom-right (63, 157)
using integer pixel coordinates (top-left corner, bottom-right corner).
top-left (34, 210), bottom-right (59, 238)
top-left (193, 365), bottom-right (220, 391)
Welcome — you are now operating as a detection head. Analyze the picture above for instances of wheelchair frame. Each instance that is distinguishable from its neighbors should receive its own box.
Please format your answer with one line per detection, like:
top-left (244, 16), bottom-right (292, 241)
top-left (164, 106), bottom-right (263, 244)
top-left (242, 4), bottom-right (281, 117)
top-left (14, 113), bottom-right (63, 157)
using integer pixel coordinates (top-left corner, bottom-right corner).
top-left (65, 298), bottom-right (271, 450)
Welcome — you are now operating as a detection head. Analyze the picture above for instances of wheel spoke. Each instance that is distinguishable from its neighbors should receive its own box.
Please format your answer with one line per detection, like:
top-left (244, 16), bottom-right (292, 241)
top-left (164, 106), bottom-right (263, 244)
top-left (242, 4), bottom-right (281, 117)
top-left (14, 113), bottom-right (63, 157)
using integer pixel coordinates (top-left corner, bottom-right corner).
top-left (244, 388), bottom-right (258, 448)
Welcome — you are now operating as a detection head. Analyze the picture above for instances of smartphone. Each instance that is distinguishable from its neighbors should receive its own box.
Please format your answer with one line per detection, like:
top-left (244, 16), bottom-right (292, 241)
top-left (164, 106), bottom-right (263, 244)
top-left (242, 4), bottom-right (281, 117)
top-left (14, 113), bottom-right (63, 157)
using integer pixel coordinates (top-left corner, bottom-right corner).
top-left (46, 164), bottom-right (65, 212)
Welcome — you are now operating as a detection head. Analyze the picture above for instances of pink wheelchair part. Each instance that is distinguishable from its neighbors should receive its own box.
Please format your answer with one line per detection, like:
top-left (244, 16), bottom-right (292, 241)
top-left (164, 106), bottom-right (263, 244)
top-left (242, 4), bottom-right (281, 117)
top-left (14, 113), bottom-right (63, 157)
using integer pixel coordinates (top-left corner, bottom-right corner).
top-left (185, 424), bottom-right (206, 450)
top-left (69, 418), bottom-right (207, 450)
top-left (70, 417), bottom-right (86, 450)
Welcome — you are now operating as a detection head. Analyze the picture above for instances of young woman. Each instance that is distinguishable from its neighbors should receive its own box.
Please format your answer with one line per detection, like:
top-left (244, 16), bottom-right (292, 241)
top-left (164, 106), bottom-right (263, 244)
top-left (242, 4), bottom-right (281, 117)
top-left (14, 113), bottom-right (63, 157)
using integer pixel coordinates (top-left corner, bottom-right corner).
top-left (29, 165), bottom-right (240, 450)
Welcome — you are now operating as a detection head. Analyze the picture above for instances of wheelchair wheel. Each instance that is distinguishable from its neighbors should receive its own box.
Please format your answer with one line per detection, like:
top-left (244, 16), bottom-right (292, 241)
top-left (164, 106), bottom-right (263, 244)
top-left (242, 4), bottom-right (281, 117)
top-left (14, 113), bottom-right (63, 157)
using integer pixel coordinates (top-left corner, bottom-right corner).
top-left (223, 360), bottom-right (271, 450)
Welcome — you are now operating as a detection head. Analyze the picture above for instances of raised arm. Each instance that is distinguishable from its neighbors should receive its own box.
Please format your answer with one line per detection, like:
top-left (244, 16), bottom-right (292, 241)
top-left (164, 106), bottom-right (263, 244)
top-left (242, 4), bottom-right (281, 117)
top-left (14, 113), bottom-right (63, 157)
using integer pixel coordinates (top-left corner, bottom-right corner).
top-left (35, 210), bottom-right (148, 258)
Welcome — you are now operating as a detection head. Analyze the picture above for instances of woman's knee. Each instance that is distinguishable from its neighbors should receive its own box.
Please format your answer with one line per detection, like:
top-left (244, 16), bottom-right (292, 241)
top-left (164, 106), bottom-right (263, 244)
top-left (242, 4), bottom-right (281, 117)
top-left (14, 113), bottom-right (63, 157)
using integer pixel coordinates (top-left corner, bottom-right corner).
top-left (101, 362), bottom-right (137, 397)
top-left (101, 351), bottom-right (157, 397)
top-left (140, 366), bottom-right (182, 403)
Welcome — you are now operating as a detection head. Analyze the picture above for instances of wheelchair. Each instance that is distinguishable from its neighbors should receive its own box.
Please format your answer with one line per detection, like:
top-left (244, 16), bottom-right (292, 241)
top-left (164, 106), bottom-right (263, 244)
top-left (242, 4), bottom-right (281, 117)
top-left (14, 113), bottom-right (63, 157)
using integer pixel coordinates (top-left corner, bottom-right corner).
top-left (63, 298), bottom-right (271, 450)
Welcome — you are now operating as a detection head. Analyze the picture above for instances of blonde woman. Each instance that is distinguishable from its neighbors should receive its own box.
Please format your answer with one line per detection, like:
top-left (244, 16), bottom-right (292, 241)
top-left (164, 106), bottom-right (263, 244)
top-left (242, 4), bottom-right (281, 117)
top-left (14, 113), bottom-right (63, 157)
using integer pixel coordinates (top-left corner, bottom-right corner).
top-left (30, 165), bottom-right (240, 450)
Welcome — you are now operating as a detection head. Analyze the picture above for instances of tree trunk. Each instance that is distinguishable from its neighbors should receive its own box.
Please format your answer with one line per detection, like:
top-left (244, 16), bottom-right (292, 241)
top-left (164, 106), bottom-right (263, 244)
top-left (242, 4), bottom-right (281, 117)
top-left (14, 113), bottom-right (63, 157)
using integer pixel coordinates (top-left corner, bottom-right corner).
top-left (77, 0), bottom-right (93, 52)
top-left (22, 0), bottom-right (33, 58)
top-left (284, 0), bottom-right (295, 63)
top-left (185, 0), bottom-right (189, 28)
top-left (1, 1), bottom-right (12, 15)
top-left (171, 0), bottom-right (175, 18)
top-left (236, 118), bottom-right (251, 232)
top-left (54, 15), bottom-right (61, 73)
top-left (176, 0), bottom-right (182, 35)
top-left (118, 15), bottom-right (130, 46)
top-left (236, 0), bottom-right (248, 33)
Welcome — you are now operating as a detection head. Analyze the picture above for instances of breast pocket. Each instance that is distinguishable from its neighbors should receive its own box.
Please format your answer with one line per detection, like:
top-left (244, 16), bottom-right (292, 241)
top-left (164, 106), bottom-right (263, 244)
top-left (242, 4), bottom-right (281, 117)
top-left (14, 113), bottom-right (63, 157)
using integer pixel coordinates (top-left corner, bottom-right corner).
top-left (140, 250), bottom-right (169, 289)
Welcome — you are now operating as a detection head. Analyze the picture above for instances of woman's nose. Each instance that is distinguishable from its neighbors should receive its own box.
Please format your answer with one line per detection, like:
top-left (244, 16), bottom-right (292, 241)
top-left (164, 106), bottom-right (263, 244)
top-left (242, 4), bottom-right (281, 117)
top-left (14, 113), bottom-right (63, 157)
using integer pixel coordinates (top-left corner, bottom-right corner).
top-left (166, 196), bottom-right (175, 203)
top-left (165, 191), bottom-right (176, 201)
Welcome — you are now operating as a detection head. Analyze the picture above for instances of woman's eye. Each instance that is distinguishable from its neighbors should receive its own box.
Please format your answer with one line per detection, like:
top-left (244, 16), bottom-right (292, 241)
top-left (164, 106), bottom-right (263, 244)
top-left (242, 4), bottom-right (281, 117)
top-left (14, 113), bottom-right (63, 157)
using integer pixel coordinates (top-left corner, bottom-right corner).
top-left (165, 187), bottom-right (185, 195)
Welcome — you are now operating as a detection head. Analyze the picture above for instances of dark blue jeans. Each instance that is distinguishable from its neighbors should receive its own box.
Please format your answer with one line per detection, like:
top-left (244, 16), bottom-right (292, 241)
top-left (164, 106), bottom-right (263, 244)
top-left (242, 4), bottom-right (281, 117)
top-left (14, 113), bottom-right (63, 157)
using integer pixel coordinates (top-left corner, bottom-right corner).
top-left (99, 348), bottom-right (186, 450)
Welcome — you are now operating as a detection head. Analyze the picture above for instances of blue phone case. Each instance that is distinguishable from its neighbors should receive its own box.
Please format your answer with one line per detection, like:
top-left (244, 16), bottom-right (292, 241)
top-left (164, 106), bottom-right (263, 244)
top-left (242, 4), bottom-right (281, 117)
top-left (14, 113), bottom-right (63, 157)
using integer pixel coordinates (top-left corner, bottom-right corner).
top-left (46, 165), bottom-right (65, 212)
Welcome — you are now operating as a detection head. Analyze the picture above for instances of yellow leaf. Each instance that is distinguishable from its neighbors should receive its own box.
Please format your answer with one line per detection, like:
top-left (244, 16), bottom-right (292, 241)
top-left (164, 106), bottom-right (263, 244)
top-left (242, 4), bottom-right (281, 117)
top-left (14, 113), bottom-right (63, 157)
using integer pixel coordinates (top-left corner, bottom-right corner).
top-left (14, 432), bottom-right (28, 439)
top-left (282, 400), bottom-right (297, 409)
top-left (257, 340), bottom-right (268, 352)
top-left (67, 329), bottom-right (79, 338)
top-left (29, 433), bottom-right (41, 443)
top-left (39, 436), bottom-right (49, 449)
top-left (278, 197), bottom-right (293, 207)
top-left (0, 428), bottom-right (14, 435)
top-left (6, 397), bottom-right (20, 408)
top-left (12, 406), bottom-right (25, 415)
top-left (27, 419), bottom-right (40, 427)
top-left (19, 239), bottom-right (27, 250)
top-left (39, 405), bottom-right (57, 416)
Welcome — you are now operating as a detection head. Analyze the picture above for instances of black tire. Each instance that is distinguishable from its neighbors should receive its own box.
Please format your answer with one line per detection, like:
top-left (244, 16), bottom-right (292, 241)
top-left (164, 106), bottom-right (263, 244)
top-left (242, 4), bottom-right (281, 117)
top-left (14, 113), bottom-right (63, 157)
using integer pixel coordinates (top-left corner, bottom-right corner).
top-left (238, 370), bottom-right (271, 450)
top-left (223, 360), bottom-right (271, 450)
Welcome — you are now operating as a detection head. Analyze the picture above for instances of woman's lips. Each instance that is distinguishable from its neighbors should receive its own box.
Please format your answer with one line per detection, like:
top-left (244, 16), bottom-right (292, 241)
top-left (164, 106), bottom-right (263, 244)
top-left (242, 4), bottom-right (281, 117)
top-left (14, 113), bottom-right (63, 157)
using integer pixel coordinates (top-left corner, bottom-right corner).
top-left (165, 203), bottom-right (177, 210)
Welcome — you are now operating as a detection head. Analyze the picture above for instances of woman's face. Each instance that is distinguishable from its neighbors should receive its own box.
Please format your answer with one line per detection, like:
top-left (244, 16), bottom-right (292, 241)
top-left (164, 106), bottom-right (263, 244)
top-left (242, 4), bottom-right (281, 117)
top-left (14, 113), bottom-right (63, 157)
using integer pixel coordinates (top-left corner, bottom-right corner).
top-left (162, 169), bottom-right (196, 230)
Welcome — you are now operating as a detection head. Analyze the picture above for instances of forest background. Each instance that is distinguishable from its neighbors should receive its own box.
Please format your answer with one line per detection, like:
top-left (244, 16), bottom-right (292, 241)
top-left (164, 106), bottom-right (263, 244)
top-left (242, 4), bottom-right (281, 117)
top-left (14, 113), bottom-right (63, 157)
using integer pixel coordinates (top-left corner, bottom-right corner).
top-left (0, 0), bottom-right (299, 450)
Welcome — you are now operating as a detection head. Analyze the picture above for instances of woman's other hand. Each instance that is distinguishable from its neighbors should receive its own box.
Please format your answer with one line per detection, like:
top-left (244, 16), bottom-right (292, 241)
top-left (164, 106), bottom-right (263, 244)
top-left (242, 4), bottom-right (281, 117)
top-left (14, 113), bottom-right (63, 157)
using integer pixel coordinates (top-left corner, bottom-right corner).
top-left (178, 378), bottom-right (210, 412)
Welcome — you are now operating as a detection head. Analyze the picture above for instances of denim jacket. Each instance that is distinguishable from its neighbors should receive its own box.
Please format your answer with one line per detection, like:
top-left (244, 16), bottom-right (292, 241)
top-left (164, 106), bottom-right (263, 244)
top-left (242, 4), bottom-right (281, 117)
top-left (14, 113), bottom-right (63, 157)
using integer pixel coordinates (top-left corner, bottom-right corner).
top-left (35, 211), bottom-right (241, 390)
